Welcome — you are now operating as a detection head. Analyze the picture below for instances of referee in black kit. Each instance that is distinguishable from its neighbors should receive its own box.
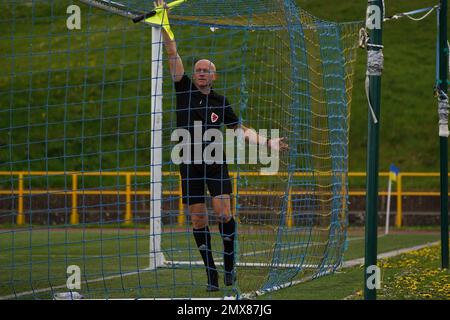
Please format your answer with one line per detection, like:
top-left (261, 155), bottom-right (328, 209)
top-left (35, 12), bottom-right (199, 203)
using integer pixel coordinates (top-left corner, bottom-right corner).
top-left (157, 0), bottom-right (288, 291)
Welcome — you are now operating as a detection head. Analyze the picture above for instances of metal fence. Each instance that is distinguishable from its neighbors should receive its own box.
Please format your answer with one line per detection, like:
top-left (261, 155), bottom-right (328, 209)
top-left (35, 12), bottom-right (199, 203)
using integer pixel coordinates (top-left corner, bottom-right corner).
top-left (0, 171), bottom-right (448, 227)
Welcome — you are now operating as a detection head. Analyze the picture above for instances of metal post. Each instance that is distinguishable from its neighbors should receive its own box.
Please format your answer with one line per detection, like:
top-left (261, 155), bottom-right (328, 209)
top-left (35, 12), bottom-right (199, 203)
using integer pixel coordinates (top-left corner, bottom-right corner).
top-left (149, 26), bottom-right (165, 269)
top-left (17, 173), bottom-right (24, 225)
top-left (364, 0), bottom-right (384, 300)
top-left (395, 173), bottom-right (402, 227)
top-left (287, 187), bottom-right (293, 228)
top-left (438, 0), bottom-right (449, 269)
top-left (70, 174), bottom-right (79, 225)
top-left (125, 174), bottom-right (132, 225)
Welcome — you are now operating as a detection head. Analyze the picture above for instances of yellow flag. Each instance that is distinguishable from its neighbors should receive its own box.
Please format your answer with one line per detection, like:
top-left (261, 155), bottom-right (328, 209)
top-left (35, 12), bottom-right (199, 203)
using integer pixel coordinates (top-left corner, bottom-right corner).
top-left (145, 8), bottom-right (174, 40)
top-left (389, 171), bottom-right (397, 182)
top-left (144, 1), bottom-right (187, 40)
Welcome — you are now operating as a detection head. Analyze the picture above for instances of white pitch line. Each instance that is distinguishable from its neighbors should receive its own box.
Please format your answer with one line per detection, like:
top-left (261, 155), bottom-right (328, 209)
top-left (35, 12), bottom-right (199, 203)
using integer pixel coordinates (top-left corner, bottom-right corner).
top-left (0, 240), bottom-right (438, 300)
top-left (166, 260), bottom-right (325, 269)
top-left (240, 234), bottom-right (385, 258)
top-left (0, 254), bottom-right (151, 259)
top-left (341, 241), bottom-right (440, 268)
top-left (0, 267), bottom-right (156, 300)
top-left (242, 241), bottom-right (440, 299)
top-left (341, 240), bottom-right (441, 300)
top-left (0, 235), bottom-right (371, 260)
top-left (0, 235), bottom-right (362, 260)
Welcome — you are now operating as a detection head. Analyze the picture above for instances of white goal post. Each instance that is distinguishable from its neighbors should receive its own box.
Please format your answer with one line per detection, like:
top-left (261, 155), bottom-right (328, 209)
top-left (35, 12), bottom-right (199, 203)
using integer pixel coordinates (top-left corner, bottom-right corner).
top-left (149, 26), bottom-right (166, 270)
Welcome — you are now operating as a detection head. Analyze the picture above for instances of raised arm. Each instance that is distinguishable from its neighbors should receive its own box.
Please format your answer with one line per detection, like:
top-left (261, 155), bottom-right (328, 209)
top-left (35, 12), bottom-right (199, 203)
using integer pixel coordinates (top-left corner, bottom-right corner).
top-left (161, 29), bottom-right (184, 82)
top-left (156, 0), bottom-right (184, 82)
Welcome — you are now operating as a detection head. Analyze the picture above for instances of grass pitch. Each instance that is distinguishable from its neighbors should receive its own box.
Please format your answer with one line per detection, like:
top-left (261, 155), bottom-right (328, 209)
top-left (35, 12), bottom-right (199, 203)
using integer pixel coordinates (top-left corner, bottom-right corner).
top-left (0, 226), bottom-right (442, 300)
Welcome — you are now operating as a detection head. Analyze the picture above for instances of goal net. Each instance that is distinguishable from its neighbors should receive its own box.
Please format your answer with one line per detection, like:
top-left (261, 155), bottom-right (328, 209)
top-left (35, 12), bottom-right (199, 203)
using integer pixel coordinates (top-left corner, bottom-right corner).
top-left (0, 0), bottom-right (361, 299)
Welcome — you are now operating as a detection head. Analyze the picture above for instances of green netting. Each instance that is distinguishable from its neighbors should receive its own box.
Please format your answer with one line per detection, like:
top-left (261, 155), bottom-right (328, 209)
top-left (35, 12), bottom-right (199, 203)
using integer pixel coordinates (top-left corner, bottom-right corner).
top-left (0, 0), bottom-right (362, 299)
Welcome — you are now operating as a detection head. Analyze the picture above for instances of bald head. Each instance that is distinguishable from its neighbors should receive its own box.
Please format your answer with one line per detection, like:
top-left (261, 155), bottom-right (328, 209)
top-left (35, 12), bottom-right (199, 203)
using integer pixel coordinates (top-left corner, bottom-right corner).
top-left (192, 59), bottom-right (217, 93)
top-left (194, 59), bottom-right (216, 73)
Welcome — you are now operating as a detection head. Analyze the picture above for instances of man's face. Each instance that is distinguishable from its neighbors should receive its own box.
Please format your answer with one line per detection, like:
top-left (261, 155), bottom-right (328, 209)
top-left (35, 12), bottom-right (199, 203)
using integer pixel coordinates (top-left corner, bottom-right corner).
top-left (192, 59), bottom-right (216, 89)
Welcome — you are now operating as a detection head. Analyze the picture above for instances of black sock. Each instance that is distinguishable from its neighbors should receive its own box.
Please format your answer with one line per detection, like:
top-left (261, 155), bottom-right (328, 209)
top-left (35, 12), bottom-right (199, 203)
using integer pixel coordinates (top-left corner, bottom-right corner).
top-left (218, 217), bottom-right (236, 274)
top-left (193, 226), bottom-right (217, 280)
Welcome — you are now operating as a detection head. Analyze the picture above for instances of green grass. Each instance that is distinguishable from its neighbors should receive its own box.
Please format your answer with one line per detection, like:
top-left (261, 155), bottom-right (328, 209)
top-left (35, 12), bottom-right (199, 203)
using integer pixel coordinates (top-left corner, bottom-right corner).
top-left (0, 226), bottom-right (441, 299)
top-left (283, 240), bottom-right (450, 301)
top-left (0, 0), bottom-right (448, 301)
top-left (262, 232), bottom-right (444, 300)
top-left (297, 0), bottom-right (450, 173)
top-left (1, 1), bottom-right (449, 176)
top-left (377, 244), bottom-right (450, 300)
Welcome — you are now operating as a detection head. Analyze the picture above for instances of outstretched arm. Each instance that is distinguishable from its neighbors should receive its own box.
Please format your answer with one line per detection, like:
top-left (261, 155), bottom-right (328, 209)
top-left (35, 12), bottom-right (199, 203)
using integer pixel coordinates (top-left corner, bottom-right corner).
top-left (232, 124), bottom-right (289, 152)
top-left (157, 0), bottom-right (184, 82)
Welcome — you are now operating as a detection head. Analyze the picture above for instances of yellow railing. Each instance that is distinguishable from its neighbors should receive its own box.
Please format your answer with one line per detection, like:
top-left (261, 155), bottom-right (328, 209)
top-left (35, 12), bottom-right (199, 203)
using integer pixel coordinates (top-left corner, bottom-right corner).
top-left (0, 171), bottom-right (448, 227)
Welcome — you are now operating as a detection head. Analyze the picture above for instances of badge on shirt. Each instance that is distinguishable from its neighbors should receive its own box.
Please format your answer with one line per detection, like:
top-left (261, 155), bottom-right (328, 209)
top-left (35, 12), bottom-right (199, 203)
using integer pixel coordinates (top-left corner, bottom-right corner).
top-left (211, 112), bottom-right (219, 123)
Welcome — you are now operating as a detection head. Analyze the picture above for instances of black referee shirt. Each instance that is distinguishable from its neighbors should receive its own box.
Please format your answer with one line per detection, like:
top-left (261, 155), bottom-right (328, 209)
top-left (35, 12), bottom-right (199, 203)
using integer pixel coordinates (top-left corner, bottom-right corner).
top-left (174, 74), bottom-right (240, 133)
top-left (174, 74), bottom-right (240, 165)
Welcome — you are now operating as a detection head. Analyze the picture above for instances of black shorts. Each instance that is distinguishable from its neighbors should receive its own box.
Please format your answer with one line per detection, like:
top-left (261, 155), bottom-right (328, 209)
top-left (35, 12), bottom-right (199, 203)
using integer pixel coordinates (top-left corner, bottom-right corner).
top-left (179, 163), bottom-right (233, 205)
